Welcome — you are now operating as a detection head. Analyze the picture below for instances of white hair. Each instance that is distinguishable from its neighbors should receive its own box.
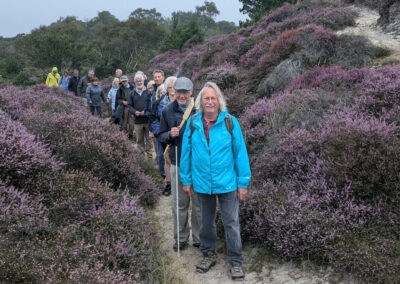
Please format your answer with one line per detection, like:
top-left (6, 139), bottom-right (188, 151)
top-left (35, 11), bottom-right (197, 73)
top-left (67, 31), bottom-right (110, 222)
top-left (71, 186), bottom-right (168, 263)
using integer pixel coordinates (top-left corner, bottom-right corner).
top-left (112, 77), bottom-right (120, 86)
top-left (165, 76), bottom-right (177, 90)
top-left (134, 73), bottom-right (144, 81)
top-left (195, 81), bottom-right (227, 113)
top-left (156, 83), bottom-right (166, 100)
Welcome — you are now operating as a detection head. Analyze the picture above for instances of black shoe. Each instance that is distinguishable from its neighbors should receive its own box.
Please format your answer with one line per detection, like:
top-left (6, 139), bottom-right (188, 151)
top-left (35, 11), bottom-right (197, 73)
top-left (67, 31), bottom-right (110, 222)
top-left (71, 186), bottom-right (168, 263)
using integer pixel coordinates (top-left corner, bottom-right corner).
top-left (128, 135), bottom-right (133, 141)
top-left (193, 242), bottom-right (200, 248)
top-left (173, 241), bottom-right (188, 251)
top-left (162, 182), bottom-right (171, 196)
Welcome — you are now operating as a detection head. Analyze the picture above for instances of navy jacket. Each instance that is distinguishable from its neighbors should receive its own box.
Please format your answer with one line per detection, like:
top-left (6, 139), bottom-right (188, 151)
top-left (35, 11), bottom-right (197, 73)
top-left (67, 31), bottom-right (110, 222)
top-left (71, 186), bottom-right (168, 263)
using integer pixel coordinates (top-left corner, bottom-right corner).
top-left (159, 100), bottom-right (195, 166)
top-left (68, 76), bottom-right (80, 96)
top-left (128, 87), bottom-right (151, 124)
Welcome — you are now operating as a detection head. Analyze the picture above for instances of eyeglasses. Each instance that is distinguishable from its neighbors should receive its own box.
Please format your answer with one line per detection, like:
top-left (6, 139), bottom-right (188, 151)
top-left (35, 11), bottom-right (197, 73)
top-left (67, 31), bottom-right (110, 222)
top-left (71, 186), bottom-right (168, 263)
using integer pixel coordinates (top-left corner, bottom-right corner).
top-left (175, 90), bottom-right (191, 96)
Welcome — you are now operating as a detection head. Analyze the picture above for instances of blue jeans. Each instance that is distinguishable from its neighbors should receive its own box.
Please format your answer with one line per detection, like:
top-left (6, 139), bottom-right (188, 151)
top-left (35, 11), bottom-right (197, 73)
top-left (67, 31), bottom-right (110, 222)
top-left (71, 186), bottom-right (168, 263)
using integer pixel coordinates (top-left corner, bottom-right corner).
top-left (155, 137), bottom-right (165, 176)
top-left (197, 190), bottom-right (243, 266)
top-left (89, 105), bottom-right (102, 118)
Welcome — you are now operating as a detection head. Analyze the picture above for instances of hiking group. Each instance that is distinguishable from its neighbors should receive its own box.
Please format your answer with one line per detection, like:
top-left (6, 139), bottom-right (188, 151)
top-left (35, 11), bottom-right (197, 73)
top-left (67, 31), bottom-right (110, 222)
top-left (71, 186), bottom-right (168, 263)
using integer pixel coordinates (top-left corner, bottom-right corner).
top-left (45, 66), bottom-right (251, 281)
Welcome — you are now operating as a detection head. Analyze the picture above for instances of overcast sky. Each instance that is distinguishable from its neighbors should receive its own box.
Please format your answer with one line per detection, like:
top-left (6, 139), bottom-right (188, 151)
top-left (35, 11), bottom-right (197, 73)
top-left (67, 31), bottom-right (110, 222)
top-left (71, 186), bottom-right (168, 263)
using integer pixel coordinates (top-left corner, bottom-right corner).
top-left (0, 0), bottom-right (248, 38)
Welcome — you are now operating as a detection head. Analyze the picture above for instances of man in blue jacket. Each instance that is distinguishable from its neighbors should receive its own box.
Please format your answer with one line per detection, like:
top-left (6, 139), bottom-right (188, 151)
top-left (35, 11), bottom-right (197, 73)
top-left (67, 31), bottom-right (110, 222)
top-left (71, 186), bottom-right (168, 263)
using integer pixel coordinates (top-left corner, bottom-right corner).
top-left (159, 77), bottom-right (201, 252)
top-left (180, 81), bottom-right (251, 281)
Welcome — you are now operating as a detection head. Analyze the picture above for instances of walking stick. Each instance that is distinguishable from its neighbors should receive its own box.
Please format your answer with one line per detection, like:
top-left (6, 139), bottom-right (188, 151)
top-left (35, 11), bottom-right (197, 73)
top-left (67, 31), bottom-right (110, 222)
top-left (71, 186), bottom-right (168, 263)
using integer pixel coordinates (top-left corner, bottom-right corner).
top-left (175, 141), bottom-right (180, 257)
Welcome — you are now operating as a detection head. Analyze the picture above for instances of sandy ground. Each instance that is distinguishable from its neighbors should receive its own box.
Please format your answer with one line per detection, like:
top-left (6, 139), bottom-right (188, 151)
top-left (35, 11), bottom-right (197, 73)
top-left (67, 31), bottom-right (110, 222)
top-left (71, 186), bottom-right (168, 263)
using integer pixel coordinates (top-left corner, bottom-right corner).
top-left (154, 195), bottom-right (362, 284)
top-left (337, 5), bottom-right (400, 64)
top-left (152, 5), bottom-right (400, 283)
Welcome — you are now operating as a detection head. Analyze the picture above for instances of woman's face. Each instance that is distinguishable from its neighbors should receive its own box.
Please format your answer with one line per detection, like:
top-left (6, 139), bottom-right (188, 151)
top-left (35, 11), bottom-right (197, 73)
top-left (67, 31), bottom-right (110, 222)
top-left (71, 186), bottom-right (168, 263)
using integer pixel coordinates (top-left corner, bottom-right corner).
top-left (148, 85), bottom-right (154, 94)
top-left (167, 82), bottom-right (176, 102)
top-left (93, 80), bottom-right (99, 86)
top-left (113, 80), bottom-right (119, 87)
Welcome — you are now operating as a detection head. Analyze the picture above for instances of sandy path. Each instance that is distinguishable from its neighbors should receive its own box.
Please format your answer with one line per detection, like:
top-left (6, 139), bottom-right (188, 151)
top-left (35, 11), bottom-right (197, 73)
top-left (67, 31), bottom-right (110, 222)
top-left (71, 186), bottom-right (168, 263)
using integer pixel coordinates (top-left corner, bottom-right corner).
top-left (154, 195), bottom-right (360, 284)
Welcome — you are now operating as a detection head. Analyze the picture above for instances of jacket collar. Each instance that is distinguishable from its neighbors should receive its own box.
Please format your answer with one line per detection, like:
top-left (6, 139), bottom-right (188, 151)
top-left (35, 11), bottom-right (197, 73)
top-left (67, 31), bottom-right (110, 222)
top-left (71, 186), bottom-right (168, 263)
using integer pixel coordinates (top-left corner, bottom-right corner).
top-left (193, 110), bottom-right (228, 128)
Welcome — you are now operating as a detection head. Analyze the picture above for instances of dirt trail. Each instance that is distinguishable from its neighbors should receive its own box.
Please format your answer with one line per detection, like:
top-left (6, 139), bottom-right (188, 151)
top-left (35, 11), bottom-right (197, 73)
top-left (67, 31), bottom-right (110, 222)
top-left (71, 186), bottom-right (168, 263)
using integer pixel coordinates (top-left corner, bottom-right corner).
top-left (337, 5), bottom-right (400, 63)
top-left (153, 5), bottom-right (400, 283)
top-left (154, 195), bottom-right (359, 284)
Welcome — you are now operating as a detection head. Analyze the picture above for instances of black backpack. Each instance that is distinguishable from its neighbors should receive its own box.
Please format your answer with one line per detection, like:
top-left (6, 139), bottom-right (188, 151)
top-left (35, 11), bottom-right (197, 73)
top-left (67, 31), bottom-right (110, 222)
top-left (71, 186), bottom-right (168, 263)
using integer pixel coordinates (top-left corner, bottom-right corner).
top-left (189, 113), bottom-right (234, 140)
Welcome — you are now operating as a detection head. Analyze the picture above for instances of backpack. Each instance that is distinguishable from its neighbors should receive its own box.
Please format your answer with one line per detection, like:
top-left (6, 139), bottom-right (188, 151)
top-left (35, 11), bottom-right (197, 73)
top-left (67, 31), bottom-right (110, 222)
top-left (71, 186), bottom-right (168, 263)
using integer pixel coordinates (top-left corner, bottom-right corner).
top-left (189, 113), bottom-right (234, 140)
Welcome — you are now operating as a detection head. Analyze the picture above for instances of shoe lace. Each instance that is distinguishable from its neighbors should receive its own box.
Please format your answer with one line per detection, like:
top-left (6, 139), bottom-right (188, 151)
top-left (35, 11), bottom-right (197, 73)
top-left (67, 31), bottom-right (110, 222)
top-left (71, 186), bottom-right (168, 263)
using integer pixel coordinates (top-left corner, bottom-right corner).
top-left (232, 266), bottom-right (243, 275)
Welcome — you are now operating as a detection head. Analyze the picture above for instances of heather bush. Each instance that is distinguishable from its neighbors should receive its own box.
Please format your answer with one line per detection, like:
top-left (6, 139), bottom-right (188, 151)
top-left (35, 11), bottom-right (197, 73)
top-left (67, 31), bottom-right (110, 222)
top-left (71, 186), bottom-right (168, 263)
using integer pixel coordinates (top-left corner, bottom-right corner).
top-left (0, 85), bottom-right (160, 206)
top-left (239, 65), bottom-right (400, 283)
top-left (0, 172), bottom-right (163, 283)
top-left (269, 29), bottom-right (300, 59)
top-left (257, 59), bottom-right (303, 98)
top-left (0, 109), bottom-right (62, 195)
top-left (331, 34), bottom-right (373, 68)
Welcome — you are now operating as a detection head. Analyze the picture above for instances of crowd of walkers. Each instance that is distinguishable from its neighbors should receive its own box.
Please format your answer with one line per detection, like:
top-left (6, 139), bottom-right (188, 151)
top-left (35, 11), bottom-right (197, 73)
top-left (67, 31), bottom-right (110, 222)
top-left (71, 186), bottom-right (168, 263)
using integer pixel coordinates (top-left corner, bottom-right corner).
top-left (45, 66), bottom-right (251, 281)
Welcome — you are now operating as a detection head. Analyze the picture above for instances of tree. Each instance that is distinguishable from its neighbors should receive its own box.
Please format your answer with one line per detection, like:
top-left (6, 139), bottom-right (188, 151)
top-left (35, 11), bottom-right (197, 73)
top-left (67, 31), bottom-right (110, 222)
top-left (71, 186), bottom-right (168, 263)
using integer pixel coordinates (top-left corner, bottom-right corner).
top-left (239, 0), bottom-right (297, 22)
top-left (129, 8), bottom-right (165, 24)
top-left (195, 1), bottom-right (219, 19)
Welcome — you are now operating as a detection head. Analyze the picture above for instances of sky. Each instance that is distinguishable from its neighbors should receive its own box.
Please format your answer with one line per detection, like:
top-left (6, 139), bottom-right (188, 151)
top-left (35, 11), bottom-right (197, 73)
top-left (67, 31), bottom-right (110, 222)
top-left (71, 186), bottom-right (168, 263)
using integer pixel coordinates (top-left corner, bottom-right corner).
top-left (0, 0), bottom-right (248, 38)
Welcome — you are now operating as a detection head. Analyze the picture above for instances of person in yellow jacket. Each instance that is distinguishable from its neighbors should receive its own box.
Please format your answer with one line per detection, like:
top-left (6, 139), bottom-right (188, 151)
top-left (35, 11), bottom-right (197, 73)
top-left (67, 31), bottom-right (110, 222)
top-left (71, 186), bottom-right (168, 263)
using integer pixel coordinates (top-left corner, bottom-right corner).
top-left (45, 67), bottom-right (61, 87)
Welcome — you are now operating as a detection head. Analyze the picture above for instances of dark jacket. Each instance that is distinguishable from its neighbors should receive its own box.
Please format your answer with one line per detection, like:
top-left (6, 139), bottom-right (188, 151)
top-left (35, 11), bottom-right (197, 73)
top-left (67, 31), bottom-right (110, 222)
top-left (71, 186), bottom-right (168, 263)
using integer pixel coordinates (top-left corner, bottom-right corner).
top-left (86, 84), bottom-right (105, 106)
top-left (150, 93), bottom-right (171, 136)
top-left (128, 87), bottom-right (151, 124)
top-left (68, 76), bottom-right (81, 96)
top-left (159, 100), bottom-right (195, 166)
top-left (77, 75), bottom-right (92, 97)
top-left (114, 83), bottom-right (134, 119)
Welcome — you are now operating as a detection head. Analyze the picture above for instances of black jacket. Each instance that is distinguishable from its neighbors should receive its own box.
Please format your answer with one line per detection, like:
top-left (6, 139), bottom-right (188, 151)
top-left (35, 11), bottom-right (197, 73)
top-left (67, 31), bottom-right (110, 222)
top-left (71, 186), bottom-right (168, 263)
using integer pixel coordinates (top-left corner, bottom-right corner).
top-left (68, 76), bottom-right (80, 96)
top-left (159, 100), bottom-right (195, 166)
top-left (115, 83), bottom-right (134, 110)
top-left (128, 88), bottom-right (151, 124)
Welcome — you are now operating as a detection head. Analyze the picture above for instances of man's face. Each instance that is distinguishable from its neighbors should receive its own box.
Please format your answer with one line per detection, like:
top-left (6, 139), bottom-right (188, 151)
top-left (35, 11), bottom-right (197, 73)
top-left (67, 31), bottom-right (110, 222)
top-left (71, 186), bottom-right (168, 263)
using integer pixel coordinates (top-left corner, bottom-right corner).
top-left (122, 80), bottom-right (128, 86)
top-left (175, 90), bottom-right (191, 106)
top-left (115, 69), bottom-right (122, 78)
top-left (153, 72), bottom-right (164, 85)
top-left (74, 71), bottom-right (79, 77)
top-left (201, 87), bottom-right (219, 116)
top-left (88, 72), bottom-right (94, 78)
top-left (135, 77), bottom-right (144, 88)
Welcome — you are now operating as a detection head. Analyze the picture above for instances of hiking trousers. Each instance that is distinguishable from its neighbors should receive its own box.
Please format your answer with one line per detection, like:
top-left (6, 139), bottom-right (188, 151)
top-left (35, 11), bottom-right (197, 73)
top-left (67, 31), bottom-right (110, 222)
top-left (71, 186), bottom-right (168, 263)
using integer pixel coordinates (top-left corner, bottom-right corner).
top-left (134, 123), bottom-right (152, 159)
top-left (121, 107), bottom-right (134, 137)
top-left (170, 165), bottom-right (201, 244)
top-left (198, 190), bottom-right (243, 266)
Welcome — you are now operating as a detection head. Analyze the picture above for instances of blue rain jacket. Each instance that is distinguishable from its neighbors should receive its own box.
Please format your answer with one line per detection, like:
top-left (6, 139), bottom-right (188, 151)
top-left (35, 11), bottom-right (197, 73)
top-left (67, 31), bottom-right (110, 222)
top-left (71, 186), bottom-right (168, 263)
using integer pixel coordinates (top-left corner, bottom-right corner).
top-left (180, 110), bottom-right (251, 194)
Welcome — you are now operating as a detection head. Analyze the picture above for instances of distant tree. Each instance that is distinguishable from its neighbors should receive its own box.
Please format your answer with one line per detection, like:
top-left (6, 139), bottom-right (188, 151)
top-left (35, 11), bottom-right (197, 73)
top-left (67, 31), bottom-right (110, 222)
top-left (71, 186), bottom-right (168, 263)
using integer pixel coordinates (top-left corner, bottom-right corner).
top-left (129, 8), bottom-right (165, 24)
top-left (195, 1), bottom-right (219, 19)
top-left (239, 0), bottom-right (297, 22)
top-left (159, 20), bottom-right (204, 52)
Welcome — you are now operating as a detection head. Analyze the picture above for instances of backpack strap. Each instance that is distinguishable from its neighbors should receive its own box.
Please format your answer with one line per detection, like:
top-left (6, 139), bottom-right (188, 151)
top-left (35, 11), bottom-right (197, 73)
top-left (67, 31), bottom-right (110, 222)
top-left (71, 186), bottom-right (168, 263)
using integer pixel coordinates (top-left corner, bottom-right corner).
top-left (188, 113), bottom-right (198, 139)
top-left (189, 113), bottom-right (234, 140)
top-left (224, 114), bottom-right (234, 140)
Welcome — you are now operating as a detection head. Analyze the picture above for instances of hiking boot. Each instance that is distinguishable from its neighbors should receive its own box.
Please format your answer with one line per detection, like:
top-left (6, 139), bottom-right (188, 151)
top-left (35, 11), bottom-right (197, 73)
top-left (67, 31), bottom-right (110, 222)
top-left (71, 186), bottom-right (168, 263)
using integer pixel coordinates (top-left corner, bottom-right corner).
top-left (173, 241), bottom-right (188, 252)
top-left (193, 242), bottom-right (200, 248)
top-left (229, 265), bottom-right (245, 281)
top-left (162, 182), bottom-right (171, 196)
top-left (196, 252), bottom-right (217, 273)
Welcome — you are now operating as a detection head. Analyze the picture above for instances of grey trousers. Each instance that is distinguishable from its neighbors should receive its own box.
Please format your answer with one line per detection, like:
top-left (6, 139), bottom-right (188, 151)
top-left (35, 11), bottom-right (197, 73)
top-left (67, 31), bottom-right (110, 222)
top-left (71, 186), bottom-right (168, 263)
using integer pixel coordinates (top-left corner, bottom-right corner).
top-left (198, 190), bottom-right (243, 266)
top-left (170, 165), bottom-right (201, 244)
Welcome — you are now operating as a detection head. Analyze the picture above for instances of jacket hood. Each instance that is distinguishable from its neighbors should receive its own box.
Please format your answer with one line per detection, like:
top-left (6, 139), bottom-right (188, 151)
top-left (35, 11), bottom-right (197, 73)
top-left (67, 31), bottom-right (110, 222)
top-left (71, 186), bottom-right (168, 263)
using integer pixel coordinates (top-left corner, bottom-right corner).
top-left (52, 67), bottom-right (58, 72)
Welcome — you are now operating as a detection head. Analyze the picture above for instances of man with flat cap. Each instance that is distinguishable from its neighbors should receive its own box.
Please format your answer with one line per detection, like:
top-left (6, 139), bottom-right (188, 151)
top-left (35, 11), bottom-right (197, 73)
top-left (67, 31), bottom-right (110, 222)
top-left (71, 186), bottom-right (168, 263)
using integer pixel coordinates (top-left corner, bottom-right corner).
top-left (159, 77), bottom-right (201, 251)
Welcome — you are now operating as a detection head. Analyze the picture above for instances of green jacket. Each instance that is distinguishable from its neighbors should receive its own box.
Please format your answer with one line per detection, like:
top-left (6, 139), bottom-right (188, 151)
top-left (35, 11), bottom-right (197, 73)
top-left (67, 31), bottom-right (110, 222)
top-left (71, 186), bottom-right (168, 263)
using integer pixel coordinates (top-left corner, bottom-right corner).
top-left (77, 75), bottom-right (92, 97)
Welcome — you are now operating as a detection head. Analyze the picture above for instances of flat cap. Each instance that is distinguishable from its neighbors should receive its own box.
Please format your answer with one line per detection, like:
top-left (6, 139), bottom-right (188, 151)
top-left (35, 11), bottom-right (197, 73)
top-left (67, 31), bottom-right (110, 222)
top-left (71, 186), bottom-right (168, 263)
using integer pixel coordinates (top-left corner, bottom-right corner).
top-left (121, 75), bottom-right (129, 82)
top-left (173, 77), bottom-right (193, 91)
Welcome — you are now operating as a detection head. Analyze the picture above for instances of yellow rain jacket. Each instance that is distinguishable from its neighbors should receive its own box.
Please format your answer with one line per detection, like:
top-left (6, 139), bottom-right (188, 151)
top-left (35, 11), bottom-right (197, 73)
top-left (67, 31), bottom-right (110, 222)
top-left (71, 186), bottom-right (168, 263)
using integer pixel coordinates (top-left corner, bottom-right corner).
top-left (45, 67), bottom-right (61, 87)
